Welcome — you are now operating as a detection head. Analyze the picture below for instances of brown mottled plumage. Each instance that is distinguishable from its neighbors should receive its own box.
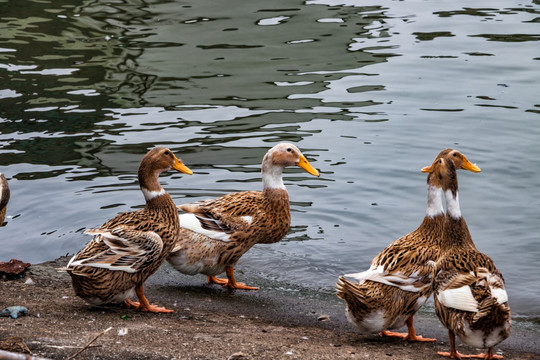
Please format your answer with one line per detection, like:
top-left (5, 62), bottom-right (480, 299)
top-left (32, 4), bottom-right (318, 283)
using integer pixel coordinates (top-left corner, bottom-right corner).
top-left (0, 173), bottom-right (10, 226)
top-left (167, 143), bottom-right (320, 290)
top-left (430, 156), bottom-right (511, 359)
top-left (337, 149), bottom-right (480, 342)
top-left (66, 147), bottom-right (192, 313)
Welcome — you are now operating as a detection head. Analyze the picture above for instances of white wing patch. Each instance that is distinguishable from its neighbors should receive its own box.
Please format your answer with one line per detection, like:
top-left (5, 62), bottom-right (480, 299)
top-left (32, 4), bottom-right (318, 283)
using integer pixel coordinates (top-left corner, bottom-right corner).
top-left (179, 213), bottom-right (231, 242)
top-left (345, 265), bottom-right (382, 282)
top-left (437, 286), bottom-right (478, 312)
top-left (490, 287), bottom-right (508, 304)
top-left (66, 253), bottom-right (79, 269)
top-left (345, 265), bottom-right (428, 293)
top-left (483, 271), bottom-right (508, 304)
top-left (67, 227), bottom-right (163, 273)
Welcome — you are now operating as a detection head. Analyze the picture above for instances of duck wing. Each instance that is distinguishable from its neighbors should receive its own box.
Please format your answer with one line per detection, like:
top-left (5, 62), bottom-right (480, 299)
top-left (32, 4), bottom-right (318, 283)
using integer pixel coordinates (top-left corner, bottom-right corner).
top-left (346, 232), bottom-right (436, 293)
top-left (177, 192), bottom-right (260, 243)
top-left (67, 226), bottom-right (163, 274)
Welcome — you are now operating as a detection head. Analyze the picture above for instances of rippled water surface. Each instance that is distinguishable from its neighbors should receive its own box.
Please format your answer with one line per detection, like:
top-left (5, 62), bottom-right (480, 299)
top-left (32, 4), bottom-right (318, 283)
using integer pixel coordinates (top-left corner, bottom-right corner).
top-left (1, 0), bottom-right (539, 323)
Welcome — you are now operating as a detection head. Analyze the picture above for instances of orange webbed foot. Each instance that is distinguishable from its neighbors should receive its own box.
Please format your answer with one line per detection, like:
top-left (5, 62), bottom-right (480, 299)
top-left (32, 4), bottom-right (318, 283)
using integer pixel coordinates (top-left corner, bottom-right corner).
top-left (222, 281), bottom-right (259, 291)
top-left (123, 285), bottom-right (174, 313)
top-left (207, 268), bottom-right (259, 290)
top-left (386, 316), bottom-right (437, 342)
top-left (380, 330), bottom-right (408, 339)
top-left (207, 275), bottom-right (258, 290)
top-left (380, 330), bottom-right (435, 342)
top-left (122, 299), bottom-right (173, 313)
top-left (404, 333), bottom-right (436, 342)
top-left (224, 266), bottom-right (258, 290)
top-left (438, 350), bottom-right (473, 359)
top-left (438, 348), bottom-right (502, 359)
top-left (207, 275), bottom-right (229, 286)
top-left (138, 304), bottom-right (174, 313)
top-left (122, 299), bottom-right (140, 309)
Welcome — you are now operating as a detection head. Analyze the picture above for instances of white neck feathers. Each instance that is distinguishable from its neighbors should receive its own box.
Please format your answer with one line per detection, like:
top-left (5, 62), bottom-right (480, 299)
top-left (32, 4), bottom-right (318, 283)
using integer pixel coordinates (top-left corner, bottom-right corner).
top-left (142, 187), bottom-right (166, 201)
top-left (426, 185), bottom-right (444, 218)
top-left (262, 165), bottom-right (286, 190)
top-left (445, 189), bottom-right (462, 220)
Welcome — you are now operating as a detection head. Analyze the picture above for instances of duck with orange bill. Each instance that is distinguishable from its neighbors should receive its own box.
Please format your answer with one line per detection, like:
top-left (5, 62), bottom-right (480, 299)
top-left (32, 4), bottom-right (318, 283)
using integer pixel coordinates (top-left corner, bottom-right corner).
top-left (425, 153), bottom-right (511, 359)
top-left (66, 147), bottom-right (193, 313)
top-left (167, 143), bottom-right (320, 290)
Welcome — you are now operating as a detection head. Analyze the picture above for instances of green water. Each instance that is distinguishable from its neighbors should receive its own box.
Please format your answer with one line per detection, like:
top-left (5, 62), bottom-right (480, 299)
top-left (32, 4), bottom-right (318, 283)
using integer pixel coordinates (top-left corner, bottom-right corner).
top-left (0, 0), bottom-right (539, 326)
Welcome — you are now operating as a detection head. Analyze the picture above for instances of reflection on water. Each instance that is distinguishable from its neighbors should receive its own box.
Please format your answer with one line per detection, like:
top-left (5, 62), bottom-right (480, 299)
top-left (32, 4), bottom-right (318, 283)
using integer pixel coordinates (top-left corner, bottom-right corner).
top-left (1, 0), bottom-right (539, 324)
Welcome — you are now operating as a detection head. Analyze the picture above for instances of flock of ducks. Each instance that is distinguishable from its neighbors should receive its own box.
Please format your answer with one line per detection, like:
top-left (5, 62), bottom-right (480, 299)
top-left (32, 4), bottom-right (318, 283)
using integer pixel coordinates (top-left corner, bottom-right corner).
top-left (1, 145), bottom-right (511, 359)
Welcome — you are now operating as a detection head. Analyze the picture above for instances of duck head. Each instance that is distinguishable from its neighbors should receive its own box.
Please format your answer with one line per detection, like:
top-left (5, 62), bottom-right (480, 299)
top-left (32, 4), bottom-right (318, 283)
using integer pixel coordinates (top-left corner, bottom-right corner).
top-left (138, 147), bottom-right (192, 200)
top-left (261, 143), bottom-right (319, 190)
top-left (422, 149), bottom-right (480, 220)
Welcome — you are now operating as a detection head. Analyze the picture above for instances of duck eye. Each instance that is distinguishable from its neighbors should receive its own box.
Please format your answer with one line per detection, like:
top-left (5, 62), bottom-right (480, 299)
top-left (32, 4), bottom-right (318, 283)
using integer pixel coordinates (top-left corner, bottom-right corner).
top-left (164, 150), bottom-right (170, 156)
top-left (453, 153), bottom-right (458, 157)
top-left (286, 148), bottom-right (292, 152)
top-left (438, 159), bottom-right (442, 164)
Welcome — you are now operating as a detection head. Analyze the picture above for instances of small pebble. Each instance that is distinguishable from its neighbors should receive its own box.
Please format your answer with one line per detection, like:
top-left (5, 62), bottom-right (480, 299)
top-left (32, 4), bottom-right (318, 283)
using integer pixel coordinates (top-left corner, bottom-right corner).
top-left (228, 352), bottom-right (253, 360)
top-left (317, 314), bottom-right (330, 321)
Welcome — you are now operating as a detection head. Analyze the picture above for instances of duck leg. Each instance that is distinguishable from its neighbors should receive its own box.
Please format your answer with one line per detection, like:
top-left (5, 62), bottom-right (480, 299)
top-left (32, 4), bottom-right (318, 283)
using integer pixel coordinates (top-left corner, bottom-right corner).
top-left (437, 329), bottom-right (463, 358)
top-left (207, 266), bottom-right (258, 290)
top-left (122, 285), bottom-right (173, 313)
top-left (436, 329), bottom-right (475, 359)
top-left (473, 348), bottom-right (503, 360)
top-left (381, 317), bottom-right (436, 342)
top-left (437, 331), bottom-right (503, 359)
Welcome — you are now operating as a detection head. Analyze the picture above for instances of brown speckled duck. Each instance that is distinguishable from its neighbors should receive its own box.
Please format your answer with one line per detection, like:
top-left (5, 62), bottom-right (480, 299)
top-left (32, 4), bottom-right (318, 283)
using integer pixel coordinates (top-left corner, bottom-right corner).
top-left (66, 147), bottom-right (192, 313)
top-left (337, 149), bottom-right (480, 341)
top-left (0, 173), bottom-right (10, 226)
top-left (167, 143), bottom-right (320, 290)
top-left (429, 154), bottom-right (511, 359)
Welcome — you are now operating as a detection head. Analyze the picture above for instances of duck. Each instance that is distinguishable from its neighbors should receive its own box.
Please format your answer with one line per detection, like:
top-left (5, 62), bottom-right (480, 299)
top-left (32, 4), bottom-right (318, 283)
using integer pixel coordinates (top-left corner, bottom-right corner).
top-left (66, 147), bottom-right (193, 313)
top-left (428, 155), bottom-right (511, 359)
top-left (0, 173), bottom-right (10, 225)
top-left (336, 149), bottom-right (481, 341)
top-left (167, 143), bottom-right (320, 290)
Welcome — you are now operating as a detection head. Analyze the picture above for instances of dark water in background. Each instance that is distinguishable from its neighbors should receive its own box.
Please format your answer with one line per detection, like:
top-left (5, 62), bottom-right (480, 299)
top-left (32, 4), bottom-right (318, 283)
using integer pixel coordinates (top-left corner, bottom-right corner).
top-left (1, 0), bottom-right (539, 325)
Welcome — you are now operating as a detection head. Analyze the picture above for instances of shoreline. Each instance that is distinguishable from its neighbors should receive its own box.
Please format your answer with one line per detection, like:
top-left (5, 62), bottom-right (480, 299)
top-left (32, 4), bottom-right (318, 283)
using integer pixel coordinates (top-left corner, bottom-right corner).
top-left (0, 257), bottom-right (538, 359)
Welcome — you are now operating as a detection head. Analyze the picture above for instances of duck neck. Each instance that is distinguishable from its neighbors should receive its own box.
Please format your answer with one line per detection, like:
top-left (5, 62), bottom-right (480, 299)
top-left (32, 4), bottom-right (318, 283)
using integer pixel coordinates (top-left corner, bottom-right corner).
top-left (426, 184), bottom-right (444, 219)
top-left (414, 185), bottom-right (445, 238)
top-left (142, 185), bottom-right (180, 229)
top-left (261, 161), bottom-right (286, 191)
top-left (142, 187), bottom-right (175, 210)
top-left (138, 168), bottom-right (176, 214)
top-left (140, 171), bottom-right (166, 202)
top-left (441, 189), bottom-right (476, 252)
top-left (445, 189), bottom-right (461, 221)
top-left (261, 160), bottom-right (292, 211)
